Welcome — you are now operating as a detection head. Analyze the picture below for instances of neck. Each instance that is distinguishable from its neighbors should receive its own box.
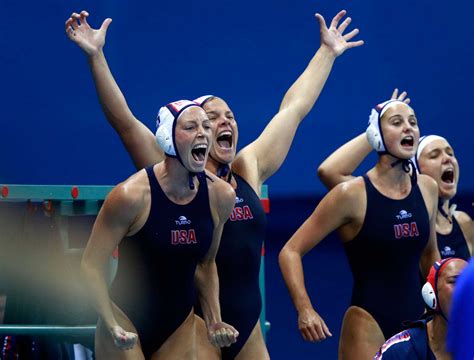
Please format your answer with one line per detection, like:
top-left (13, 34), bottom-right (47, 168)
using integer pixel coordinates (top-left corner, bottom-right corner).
top-left (159, 158), bottom-right (195, 197)
top-left (372, 155), bottom-right (412, 188)
top-left (206, 154), bottom-right (232, 179)
top-left (428, 315), bottom-right (449, 355)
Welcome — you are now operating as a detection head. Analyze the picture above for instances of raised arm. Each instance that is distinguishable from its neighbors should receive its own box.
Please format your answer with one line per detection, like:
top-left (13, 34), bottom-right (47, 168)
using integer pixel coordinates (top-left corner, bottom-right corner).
top-left (65, 10), bottom-right (163, 169)
top-left (194, 179), bottom-right (238, 347)
top-left (80, 183), bottom-right (142, 350)
top-left (279, 181), bottom-right (360, 342)
top-left (236, 10), bottom-right (363, 184)
top-left (317, 89), bottom-right (410, 190)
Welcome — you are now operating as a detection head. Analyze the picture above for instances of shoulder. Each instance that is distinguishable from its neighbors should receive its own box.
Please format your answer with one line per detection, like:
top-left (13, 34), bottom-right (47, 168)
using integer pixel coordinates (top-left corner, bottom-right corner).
top-left (205, 170), bottom-right (236, 210)
top-left (332, 176), bottom-right (366, 202)
top-left (454, 210), bottom-right (473, 226)
top-left (101, 169), bottom-right (149, 220)
top-left (417, 174), bottom-right (438, 194)
top-left (374, 329), bottom-right (418, 359)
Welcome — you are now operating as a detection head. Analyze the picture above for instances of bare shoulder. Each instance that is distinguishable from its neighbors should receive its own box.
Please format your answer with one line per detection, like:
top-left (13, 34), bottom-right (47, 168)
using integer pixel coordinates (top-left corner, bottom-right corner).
top-left (333, 176), bottom-right (366, 201)
top-left (417, 174), bottom-right (438, 194)
top-left (205, 170), bottom-right (236, 206)
top-left (454, 210), bottom-right (473, 226)
top-left (104, 169), bottom-right (149, 216)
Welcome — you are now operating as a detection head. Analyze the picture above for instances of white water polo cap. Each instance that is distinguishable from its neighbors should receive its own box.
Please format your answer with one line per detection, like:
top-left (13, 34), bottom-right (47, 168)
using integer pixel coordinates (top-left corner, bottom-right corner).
top-left (155, 100), bottom-right (200, 158)
top-left (366, 100), bottom-right (411, 154)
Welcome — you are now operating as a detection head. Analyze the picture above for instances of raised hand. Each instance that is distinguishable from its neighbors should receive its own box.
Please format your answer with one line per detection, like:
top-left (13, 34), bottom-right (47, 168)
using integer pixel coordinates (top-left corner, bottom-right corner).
top-left (391, 88), bottom-right (411, 104)
top-left (65, 10), bottom-right (112, 57)
top-left (207, 321), bottom-right (239, 348)
top-left (298, 308), bottom-right (332, 342)
top-left (315, 10), bottom-right (364, 57)
top-left (110, 325), bottom-right (138, 351)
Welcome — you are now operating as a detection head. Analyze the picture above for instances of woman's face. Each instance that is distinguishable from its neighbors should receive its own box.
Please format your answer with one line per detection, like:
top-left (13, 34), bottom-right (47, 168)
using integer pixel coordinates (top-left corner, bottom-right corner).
top-left (437, 259), bottom-right (467, 317)
top-left (174, 106), bottom-right (213, 173)
top-left (380, 103), bottom-right (420, 159)
top-left (203, 97), bottom-right (239, 165)
top-left (418, 138), bottom-right (459, 200)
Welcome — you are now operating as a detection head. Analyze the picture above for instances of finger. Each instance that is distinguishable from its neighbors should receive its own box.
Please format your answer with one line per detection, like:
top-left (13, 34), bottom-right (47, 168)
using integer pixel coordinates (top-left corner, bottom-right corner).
top-left (313, 323), bottom-right (326, 341)
top-left (300, 327), bottom-right (311, 342)
top-left (404, 97), bottom-right (411, 104)
top-left (330, 10), bottom-right (347, 29)
top-left (71, 12), bottom-right (81, 29)
top-left (314, 13), bottom-right (327, 30)
top-left (322, 321), bottom-right (333, 337)
top-left (346, 40), bottom-right (364, 49)
top-left (100, 18), bottom-right (113, 34)
top-left (338, 17), bottom-right (351, 34)
top-left (398, 91), bottom-right (407, 101)
top-left (343, 28), bottom-right (359, 41)
top-left (80, 10), bottom-right (89, 26)
top-left (391, 88), bottom-right (399, 100)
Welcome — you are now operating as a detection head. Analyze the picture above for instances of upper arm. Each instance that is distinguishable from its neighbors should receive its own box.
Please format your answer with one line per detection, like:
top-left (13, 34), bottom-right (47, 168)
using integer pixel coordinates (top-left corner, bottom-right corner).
top-left (203, 177), bottom-right (236, 262)
top-left (82, 184), bottom-right (143, 268)
top-left (455, 211), bottom-right (474, 255)
top-left (284, 181), bottom-right (360, 256)
top-left (317, 133), bottom-right (372, 190)
top-left (418, 175), bottom-right (440, 275)
top-left (119, 120), bottom-right (165, 169)
top-left (237, 106), bottom-right (303, 184)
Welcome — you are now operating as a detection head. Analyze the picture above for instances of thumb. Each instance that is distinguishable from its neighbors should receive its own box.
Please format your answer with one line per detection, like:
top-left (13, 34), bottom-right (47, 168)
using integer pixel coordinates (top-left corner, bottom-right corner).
top-left (314, 13), bottom-right (327, 30)
top-left (101, 18), bottom-right (112, 33)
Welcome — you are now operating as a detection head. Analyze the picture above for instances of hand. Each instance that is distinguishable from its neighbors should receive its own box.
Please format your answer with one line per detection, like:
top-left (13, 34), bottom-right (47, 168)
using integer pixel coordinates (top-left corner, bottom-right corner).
top-left (316, 10), bottom-right (364, 57)
top-left (390, 88), bottom-right (411, 104)
top-left (110, 325), bottom-right (138, 351)
top-left (298, 308), bottom-right (332, 342)
top-left (65, 10), bottom-right (112, 57)
top-left (207, 321), bottom-right (239, 347)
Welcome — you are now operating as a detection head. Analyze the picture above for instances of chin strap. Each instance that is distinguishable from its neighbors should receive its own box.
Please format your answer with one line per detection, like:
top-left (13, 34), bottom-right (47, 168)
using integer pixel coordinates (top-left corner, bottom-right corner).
top-left (391, 158), bottom-right (417, 185)
top-left (438, 201), bottom-right (455, 224)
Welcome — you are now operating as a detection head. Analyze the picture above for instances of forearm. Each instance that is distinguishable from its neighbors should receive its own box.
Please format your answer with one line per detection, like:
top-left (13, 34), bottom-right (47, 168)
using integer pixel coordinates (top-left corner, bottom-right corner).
top-left (88, 50), bottom-right (136, 132)
top-left (81, 262), bottom-right (118, 330)
top-left (195, 261), bottom-right (221, 326)
top-left (279, 45), bottom-right (336, 120)
top-left (279, 247), bottom-right (314, 312)
top-left (318, 133), bottom-right (372, 189)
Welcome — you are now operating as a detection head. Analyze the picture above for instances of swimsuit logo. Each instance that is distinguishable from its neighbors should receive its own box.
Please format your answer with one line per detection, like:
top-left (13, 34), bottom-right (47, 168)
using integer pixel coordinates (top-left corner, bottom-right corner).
top-left (235, 196), bottom-right (244, 204)
top-left (175, 216), bottom-right (192, 225)
top-left (393, 222), bottom-right (420, 239)
top-left (171, 229), bottom-right (197, 245)
top-left (441, 246), bottom-right (455, 257)
top-left (396, 210), bottom-right (412, 220)
top-left (229, 205), bottom-right (254, 222)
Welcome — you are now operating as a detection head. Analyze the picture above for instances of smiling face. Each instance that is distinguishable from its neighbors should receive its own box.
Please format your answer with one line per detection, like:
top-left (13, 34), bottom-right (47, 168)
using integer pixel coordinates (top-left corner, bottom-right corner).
top-left (202, 97), bottom-right (239, 165)
top-left (174, 106), bottom-right (212, 173)
top-left (418, 138), bottom-right (460, 200)
top-left (437, 259), bottom-right (467, 318)
top-left (380, 103), bottom-right (420, 159)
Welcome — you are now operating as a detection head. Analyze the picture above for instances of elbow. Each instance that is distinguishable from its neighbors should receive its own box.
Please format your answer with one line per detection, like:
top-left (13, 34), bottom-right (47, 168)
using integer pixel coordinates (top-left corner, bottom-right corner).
top-left (317, 164), bottom-right (332, 189)
top-left (278, 245), bottom-right (295, 271)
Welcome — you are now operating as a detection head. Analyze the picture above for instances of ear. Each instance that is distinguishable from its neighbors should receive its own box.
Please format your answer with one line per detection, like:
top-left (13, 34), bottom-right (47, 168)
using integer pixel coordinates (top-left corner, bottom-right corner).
top-left (421, 282), bottom-right (437, 310)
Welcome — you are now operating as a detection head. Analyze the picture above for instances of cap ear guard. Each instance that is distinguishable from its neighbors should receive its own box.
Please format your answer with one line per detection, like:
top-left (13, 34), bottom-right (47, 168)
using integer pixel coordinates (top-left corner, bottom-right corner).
top-left (421, 281), bottom-right (437, 310)
top-left (366, 109), bottom-right (385, 152)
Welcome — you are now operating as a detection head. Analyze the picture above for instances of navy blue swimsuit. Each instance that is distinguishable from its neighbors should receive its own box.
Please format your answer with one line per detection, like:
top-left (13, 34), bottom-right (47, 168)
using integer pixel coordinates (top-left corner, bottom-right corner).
top-left (344, 175), bottom-right (430, 339)
top-left (217, 173), bottom-right (267, 359)
top-left (437, 216), bottom-right (470, 260)
top-left (109, 166), bottom-right (214, 357)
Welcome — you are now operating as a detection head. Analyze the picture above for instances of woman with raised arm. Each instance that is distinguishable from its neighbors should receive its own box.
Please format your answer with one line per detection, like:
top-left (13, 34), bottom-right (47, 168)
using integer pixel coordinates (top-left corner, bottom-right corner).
top-left (279, 99), bottom-right (440, 359)
top-left (317, 89), bottom-right (473, 260)
top-left (80, 100), bottom-right (238, 359)
top-left (66, 9), bottom-right (363, 359)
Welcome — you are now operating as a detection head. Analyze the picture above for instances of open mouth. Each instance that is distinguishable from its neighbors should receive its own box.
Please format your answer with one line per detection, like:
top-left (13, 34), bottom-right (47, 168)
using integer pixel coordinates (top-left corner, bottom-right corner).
top-left (216, 131), bottom-right (233, 150)
top-left (401, 136), bottom-right (414, 147)
top-left (191, 144), bottom-right (207, 162)
top-left (441, 169), bottom-right (455, 184)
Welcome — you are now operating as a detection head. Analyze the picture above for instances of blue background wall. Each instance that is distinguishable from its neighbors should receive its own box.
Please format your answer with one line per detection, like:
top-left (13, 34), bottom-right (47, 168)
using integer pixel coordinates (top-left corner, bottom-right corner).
top-left (1, 0), bottom-right (473, 359)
